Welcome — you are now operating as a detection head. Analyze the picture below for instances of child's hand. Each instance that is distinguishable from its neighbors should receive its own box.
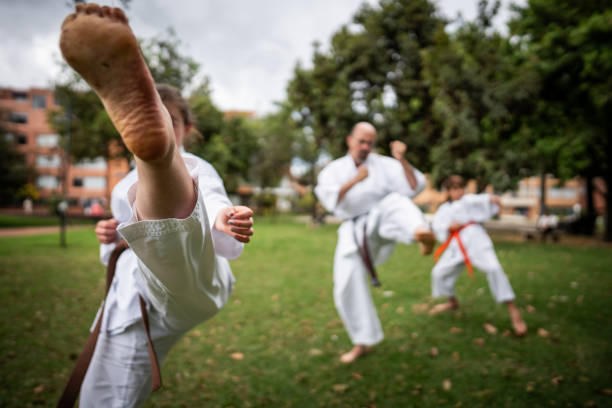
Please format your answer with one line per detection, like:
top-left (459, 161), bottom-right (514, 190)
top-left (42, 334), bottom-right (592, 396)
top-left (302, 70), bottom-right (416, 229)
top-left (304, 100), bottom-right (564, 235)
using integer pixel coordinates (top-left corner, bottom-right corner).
top-left (95, 218), bottom-right (119, 244)
top-left (490, 195), bottom-right (501, 206)
top-left (448, 222), bottom-right (462, 232)
top-left (214, 206), bottom-right (254, 243)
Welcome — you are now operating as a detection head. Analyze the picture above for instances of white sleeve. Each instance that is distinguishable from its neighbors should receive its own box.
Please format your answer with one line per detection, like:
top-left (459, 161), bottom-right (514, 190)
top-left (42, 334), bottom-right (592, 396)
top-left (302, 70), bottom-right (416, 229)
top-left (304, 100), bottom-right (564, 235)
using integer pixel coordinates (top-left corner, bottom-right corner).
top-left (100, 242), bottom-right (116, 266)
top-left (462, 194), bottom-right (499, 223)
top-left (194, 159), bottom-right (244, 260)
top-left (314, 164), bottom-right (341, 214)
top-left (432, 203), bottom-right (451, 242)
top-left (385, 159), bottom-right (426, 198)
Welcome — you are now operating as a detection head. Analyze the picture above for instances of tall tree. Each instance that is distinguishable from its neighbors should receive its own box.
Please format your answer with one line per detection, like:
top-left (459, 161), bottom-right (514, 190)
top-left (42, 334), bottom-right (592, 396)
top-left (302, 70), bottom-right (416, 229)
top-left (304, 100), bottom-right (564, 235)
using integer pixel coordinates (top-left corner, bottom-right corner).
top-left (0, 118), bottom-right (37, 205)
top-left (509, 0), bottom-right (612, 239)
top-left (422, 0), bottom-right (539, 191)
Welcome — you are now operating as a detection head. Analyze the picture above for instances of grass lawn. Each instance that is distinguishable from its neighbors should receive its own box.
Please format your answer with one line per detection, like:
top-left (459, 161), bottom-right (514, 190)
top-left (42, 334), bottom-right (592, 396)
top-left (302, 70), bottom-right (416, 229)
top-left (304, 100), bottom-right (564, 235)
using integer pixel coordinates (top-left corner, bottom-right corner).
top-left (1, 217), bottom-right (611, 407)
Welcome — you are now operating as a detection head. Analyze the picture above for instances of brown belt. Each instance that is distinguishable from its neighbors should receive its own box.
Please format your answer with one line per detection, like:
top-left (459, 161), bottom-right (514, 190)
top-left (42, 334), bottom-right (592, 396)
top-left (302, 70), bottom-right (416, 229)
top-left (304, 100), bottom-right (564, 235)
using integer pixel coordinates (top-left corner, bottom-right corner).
top-left (57, 241), bottom-right (162, 407)
top-left (352, 217), bottom-right (381, 287)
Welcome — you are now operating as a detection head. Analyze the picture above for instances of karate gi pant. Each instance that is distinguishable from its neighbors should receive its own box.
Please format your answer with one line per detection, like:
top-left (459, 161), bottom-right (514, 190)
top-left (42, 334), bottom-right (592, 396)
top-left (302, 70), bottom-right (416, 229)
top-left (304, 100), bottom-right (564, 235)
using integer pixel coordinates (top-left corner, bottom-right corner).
top-left (431, 233), bottom-right (515, 303)
top-left (80, 196), bottom-right (233, 407)
top-left (334, 193), bottom-right (428, 346)
top-left (80, 314), bottom-right (182, 408)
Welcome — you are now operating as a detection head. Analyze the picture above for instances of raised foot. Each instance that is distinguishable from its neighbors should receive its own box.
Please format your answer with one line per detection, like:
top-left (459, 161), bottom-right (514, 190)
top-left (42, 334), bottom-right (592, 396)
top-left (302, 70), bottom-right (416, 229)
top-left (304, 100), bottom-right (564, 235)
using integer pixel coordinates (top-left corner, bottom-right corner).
top-left (428, 300), bottom-right (459, 316)
top-left (415, 229), bottom-right (436, 255)
top-left (340, 345), bottom-right (370, 364)
top-left (59, 3), bottom-right (172, 162)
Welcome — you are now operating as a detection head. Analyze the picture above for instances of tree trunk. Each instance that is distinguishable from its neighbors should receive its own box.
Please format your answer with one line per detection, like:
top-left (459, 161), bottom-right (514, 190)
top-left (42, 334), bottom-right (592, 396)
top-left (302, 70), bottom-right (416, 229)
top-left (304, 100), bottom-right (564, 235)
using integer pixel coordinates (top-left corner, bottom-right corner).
top-left (584, 175), bottom-right (596, 236)
top-left (605, 130), bottom-right (612, 241)
top-left (539, 172), bottom-right (547, 216)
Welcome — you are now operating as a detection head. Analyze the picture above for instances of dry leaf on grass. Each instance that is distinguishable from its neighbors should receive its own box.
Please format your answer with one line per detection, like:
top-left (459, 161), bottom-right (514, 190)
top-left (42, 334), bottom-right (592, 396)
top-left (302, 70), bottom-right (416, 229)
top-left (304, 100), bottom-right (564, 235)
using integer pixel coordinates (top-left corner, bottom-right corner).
top-left (396, 306), bottom-right (405, 314)
top-left (442, 379), bottom-right (452, 391)
top-left (526, 305), bottom-right (536, 313)
top-left (537, 328), bottom-right (549, 338)
top-left (473, 338), bottom-right (485, 346)
top-left (483, 323), bottom-right (498, 335)
top-left (412, 303), bottom-right (429, 313)
top-left (309, 348), bottom-right (323, 356)
top-left (551, 376), bottom-right (564, 387)
top-left (352, 373), bottom-right (363, 380)
top-left (34, 385), bottom-right (44, 394)
top-left (526, 382), bottom-right (535, 392)
top-left (601, 388), bottom-right (612, 395)
top-left (333, 384), bottom-right (349, 393)
top-left (452, 352), bottom-right (461, 362)
top-left (450, 327), bottom-right (462, 334)
top-left (230, 352), bottom-right (244, 360)
top-left (382, 290), bottom-right (395, 298)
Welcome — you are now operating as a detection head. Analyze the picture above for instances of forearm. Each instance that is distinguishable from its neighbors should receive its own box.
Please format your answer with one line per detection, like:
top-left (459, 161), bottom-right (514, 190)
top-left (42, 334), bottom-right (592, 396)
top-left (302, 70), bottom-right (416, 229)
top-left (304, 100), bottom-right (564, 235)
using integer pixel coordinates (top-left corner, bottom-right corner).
top-left (399, 158), bottom-right (417, 190)
top-left (337, 177), bottom-right (361, 205)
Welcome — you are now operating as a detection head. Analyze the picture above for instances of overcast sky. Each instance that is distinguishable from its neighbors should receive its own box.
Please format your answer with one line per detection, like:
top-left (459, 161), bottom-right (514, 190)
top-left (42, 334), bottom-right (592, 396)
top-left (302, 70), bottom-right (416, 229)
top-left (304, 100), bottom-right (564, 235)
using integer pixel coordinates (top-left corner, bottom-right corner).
top-left (0, 0), bottom-right (523, 114)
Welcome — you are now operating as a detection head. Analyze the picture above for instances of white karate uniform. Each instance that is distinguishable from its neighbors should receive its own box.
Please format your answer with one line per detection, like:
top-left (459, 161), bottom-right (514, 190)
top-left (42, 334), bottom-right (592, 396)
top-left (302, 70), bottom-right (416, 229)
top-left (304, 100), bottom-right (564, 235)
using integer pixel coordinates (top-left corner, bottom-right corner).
top-left (80, 151), bottom-right (242, 408)
top-left (315, 153), bottom-right (428, 346)
top-left (431, 194), bottom-right (515, 303)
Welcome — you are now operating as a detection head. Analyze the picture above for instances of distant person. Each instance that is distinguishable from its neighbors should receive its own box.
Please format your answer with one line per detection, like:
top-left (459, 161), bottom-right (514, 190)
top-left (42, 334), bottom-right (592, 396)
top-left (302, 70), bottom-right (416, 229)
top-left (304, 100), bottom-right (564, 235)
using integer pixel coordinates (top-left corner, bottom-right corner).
top-left (57, 4), bottom-right (254, 407)
top-left (537, 210), bottom-right (560, 242)
top-left (315, 122), bottom-right (435, 363)
top-left (428, 175), bottom-right (527, 336)
top-left (23, 198), bottom-right (33, 215)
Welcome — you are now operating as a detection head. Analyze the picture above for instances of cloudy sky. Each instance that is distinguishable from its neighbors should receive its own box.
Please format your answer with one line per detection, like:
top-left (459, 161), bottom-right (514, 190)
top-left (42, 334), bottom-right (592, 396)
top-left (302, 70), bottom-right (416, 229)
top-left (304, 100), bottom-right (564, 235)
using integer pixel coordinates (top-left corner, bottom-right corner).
top-left (0, 0), bottom-right (522, 114)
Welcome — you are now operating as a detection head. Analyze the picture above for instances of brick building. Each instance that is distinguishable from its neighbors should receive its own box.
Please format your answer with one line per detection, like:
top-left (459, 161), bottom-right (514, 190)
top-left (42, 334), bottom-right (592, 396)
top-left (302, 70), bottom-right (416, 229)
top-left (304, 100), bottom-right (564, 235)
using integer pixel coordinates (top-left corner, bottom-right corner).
top-left (0, 87), bottom-right (129, 214)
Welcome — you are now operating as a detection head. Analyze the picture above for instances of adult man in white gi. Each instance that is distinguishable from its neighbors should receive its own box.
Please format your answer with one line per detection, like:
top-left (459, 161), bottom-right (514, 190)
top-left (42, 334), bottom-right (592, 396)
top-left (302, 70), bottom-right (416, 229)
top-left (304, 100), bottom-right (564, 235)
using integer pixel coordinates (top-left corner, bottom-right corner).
top-left (315, 122), bottom-right (435, 363)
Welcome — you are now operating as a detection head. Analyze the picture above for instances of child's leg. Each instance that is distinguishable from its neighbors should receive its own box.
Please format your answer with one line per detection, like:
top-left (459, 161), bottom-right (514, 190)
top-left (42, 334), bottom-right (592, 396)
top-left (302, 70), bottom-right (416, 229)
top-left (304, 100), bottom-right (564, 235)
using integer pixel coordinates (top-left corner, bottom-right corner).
top-left (470, 248), bottom-right (527, 335)
top-left (429, 253), bottom-right (464, 315)
top-left (60, 4), bottom-right (195, 220)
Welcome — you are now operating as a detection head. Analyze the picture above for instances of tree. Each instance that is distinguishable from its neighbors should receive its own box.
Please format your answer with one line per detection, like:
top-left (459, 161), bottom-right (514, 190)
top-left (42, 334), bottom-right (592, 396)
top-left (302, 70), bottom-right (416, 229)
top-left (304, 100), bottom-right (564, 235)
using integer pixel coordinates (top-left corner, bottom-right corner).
top-left (422, 0), bottom-right (539, 191)
top-left (509, 0), bottom-right (612, 239)
top-left (0, 122), bottom-right (36, 206)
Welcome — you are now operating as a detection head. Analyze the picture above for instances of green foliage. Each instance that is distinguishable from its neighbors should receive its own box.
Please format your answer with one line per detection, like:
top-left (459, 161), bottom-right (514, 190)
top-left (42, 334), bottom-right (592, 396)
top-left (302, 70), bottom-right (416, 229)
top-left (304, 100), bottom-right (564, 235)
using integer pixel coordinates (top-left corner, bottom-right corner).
top-left (0, 135), bottom-right (36, 206)
top-left (423, 1), bottom-right (539, 190)
top-left (1, 224), bottom-right (611, 406)
top-left (250, 108), bottom-right (298, 189)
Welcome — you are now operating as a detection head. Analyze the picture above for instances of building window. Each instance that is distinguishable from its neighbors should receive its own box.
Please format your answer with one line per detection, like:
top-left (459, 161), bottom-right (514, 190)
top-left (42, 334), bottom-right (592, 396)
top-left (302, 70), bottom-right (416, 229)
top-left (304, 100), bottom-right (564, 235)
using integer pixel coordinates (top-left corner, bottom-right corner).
top-left (32, 94), bottom-right (47, 109)
top-left (9, 112), bottom-right (28, 123)
top-left (82, 177), bottom-right (107, 190)
top-left (36, 154), bottom-right (62, 168)
top-left (17, 134), bottom-right (28, 144)
top-left (36, 175), bottom-right (60, 189)
top-left (72, 177), bottom-right (84, 187)
top-left (12, 92), bottom-right (27, 101)
top-left (74, 157), bottom-right (107, 170)
top-left (4, 132), bottom-right (15, 143)
top-left (37, 134), bottom-right (60, 147)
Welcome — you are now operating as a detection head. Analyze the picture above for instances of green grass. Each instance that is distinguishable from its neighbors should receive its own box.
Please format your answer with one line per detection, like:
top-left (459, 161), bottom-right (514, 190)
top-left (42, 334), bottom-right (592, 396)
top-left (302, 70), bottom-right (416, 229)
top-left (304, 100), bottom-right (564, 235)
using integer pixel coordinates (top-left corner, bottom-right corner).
top-left (1, 218), bottom-right (611, 407)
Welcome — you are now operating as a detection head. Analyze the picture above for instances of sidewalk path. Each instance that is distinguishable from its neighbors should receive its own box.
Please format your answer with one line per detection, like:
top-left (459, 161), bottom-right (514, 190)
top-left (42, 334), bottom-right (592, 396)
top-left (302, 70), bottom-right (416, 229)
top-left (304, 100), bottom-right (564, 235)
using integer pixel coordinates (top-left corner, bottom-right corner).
top-left (0, 225), bottom-right (92, 237)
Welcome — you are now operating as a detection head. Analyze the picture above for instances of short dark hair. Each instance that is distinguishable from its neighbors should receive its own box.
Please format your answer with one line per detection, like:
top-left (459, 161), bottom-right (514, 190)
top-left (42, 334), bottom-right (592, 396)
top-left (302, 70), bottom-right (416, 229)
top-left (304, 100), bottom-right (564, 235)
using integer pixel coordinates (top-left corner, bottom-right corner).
top-left (442, 175), bottom-right (465, 190)
top-left (155, 83), bottom-right (192, 126)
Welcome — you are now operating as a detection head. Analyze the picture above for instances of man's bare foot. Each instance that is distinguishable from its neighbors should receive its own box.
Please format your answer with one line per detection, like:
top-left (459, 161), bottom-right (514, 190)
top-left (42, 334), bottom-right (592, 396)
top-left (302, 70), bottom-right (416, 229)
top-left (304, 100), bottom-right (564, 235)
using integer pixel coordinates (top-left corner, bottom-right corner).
top-left (506, 301), bottom-right (527, 336)
top-left (428, 298), bottom-right (459, 316)
top-left (340, 345), bottom-right (370, 363)
top-left (60, 4), bottom-right (173, 162)
top-left (415, 229), bottom-right (435, 255)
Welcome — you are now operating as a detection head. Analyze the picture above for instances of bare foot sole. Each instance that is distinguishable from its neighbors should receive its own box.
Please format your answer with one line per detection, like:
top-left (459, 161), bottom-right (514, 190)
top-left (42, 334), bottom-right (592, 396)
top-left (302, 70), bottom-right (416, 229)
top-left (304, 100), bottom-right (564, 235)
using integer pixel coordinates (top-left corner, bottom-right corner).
top-left (428, 301), bottom-right (459, 316)
top-left (340, 346), bottom-right (370, 363)
top-left (59, 3), bottom-right (172, 162)
top-left (415, 229), bottom-right (435, 255)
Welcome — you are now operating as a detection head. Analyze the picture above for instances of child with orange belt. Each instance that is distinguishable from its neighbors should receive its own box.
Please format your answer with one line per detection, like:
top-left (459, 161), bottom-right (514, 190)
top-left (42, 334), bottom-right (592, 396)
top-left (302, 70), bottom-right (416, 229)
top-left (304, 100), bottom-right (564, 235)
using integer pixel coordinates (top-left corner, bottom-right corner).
top-left (429, 175), bottom-right (527, 336)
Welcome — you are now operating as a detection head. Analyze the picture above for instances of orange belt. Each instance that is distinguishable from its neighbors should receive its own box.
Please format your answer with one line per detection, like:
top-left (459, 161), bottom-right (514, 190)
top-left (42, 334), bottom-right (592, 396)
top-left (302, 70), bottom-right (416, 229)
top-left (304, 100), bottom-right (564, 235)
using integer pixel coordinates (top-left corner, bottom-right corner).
top-left (433, 222), bottom-right (476, 278)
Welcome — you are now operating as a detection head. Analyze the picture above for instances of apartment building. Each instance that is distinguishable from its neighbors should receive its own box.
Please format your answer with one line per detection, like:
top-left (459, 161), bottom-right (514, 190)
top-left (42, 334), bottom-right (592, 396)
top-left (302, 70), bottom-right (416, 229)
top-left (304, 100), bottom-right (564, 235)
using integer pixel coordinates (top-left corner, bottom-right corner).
top-left (0, 87), bottom-right (129, 213)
